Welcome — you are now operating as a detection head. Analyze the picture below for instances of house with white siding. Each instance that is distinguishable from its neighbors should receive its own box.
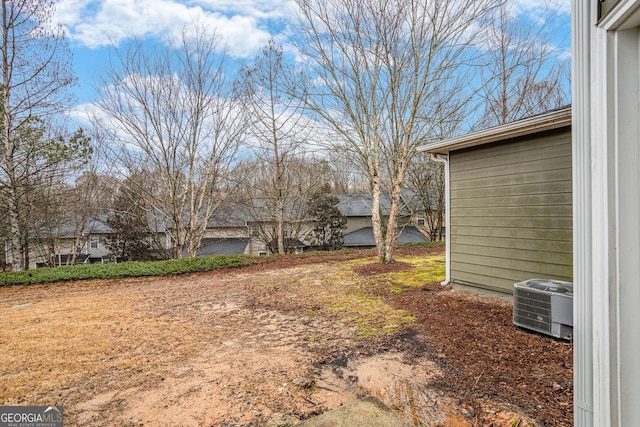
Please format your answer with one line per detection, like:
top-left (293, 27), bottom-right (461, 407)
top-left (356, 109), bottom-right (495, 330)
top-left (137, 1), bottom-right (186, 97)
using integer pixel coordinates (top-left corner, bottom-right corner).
top-left (573, 1), bottom-right (640, 424)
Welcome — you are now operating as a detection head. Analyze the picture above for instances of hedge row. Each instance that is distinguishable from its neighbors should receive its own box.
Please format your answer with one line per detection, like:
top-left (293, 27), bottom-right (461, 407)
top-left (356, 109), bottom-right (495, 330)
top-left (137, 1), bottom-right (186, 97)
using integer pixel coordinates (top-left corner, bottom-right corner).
top-left (0, 254), bottom-right (258, 286)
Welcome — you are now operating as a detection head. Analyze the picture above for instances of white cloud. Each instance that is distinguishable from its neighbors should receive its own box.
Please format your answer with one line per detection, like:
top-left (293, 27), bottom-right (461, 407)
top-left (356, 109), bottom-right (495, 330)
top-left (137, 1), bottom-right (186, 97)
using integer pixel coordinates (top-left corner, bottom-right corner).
top-left (66, 101), bottom-right (95, 128)
top-left (55, 0), bottom-right (288, 57)
top-left (192, 0), bottom-right (293, 20)
top-left (511, 0), bottom-right (570, 17)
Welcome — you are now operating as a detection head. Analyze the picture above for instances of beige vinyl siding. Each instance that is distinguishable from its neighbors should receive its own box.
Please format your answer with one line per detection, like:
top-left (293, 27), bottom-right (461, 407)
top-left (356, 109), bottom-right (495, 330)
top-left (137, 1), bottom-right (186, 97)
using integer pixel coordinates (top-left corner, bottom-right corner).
top-left (344, 217), bottom-right (372, 234)
top-left (449, 128), bottom-right (572, 293)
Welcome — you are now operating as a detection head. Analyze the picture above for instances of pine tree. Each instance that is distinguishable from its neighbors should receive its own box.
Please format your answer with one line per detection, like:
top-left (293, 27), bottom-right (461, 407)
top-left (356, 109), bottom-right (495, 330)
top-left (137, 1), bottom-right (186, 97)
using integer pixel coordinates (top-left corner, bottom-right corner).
top-left (306, 186), bottom-right (346, 251)
top-left (106, 188), bottom-right (153, 262)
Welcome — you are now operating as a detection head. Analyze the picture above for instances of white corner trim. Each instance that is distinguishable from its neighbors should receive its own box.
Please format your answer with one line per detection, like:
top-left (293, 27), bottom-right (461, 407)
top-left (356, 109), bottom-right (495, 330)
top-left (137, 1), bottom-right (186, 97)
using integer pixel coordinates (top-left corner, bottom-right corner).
top-left (418, 107), bottom-right (571, 154)
top-left (429, 153), bottom-right (450, 286)
top-left (576, 0), bottom-right (640, 425)
top-left (572, 1), bottom-right (595, 425)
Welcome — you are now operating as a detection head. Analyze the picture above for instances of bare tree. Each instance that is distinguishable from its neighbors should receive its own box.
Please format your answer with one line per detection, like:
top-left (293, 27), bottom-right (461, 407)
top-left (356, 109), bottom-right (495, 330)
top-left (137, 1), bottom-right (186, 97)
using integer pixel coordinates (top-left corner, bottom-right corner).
top-left (294, 0), bottom-right (499, 262)
top-left (236, 39), bottom-right (314, 254)
top-left (235, 155), bottom-right (327, 254)
top-left (325, 151), bottom-right (370, 193)
top-left (92, 23), bottom-right (244, 259)
top-left (106, 181), bottom-right (154, 262)
top-left (476, 1), bottom-right (570, 127)
top-left (0, 0), bottom-right (77, 270)
top-left (404, 153), bottom-right (445, 240)
top-left (32, 148), bottom-right (105, 268)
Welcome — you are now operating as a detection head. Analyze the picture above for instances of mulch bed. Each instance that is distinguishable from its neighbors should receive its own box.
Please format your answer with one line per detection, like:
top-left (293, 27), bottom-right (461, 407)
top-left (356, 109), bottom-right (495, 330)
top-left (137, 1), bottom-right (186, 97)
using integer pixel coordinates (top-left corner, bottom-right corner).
top-left (390, 285), bottom-right (573, 426)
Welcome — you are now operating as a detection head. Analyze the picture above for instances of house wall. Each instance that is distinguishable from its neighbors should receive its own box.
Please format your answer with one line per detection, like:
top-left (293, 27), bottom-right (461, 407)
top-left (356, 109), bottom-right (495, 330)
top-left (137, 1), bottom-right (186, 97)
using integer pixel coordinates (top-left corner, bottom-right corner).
top-left (29, 238), bottom-right (85, 268)
top-left (202, 227), bottom-right (248, 240)
top-left (448, 127), bottom-right (572, 293)
top-left (30, 234), bottom-right (114, 268)
top-left (574, 3), bottom-right (640, 423)
top-left (85, 235), bottom-right (112, 261)
top-left (244, 222), bottom-right (316, 256)
top-left (343, 217), bottom-right (371, 234)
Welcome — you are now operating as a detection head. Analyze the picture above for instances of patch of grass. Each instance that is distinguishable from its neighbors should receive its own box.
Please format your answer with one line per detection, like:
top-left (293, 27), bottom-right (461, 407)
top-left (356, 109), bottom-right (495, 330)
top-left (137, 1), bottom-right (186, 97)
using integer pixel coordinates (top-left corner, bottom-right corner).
top-left (311, 252), bottom-right (444, 338)
top-left (0, 254), bottom-right (258, 287)
top-left (398, 241), bottom-right (445, 249)
top-left (387, 255), bottom-right (446, 292)
top-left (328, 294), bottom-right (415, 339)
top-left (345, 256), bottom-right (378, 265)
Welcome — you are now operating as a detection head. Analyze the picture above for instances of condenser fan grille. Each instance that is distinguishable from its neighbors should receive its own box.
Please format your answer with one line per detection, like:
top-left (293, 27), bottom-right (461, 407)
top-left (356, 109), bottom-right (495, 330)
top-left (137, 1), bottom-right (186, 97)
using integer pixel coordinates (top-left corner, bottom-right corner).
top-left (513, 287), bottom-right (552, 334)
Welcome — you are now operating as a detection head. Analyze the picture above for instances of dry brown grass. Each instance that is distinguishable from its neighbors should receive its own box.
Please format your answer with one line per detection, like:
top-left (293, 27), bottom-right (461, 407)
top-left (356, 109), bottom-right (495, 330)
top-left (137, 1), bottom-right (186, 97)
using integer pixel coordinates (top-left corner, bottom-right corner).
top-left (0, 279), bottom-right (202, 407)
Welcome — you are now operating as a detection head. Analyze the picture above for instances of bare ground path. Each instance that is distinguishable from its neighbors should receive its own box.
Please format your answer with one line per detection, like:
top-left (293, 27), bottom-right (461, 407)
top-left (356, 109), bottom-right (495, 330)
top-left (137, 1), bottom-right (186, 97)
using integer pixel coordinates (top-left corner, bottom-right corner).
top-left (0, 247), bottom-right (572, 426)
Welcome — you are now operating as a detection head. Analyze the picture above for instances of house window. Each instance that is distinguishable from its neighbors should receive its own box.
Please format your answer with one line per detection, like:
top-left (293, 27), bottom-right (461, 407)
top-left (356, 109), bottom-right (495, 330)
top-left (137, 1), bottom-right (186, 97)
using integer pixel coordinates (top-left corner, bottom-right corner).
top-left (90, 236), bottom-right (99, 249)
top-left (417, 217), bottom-right (425, 227)
top-left (251, 224), bottom-right (260, 237)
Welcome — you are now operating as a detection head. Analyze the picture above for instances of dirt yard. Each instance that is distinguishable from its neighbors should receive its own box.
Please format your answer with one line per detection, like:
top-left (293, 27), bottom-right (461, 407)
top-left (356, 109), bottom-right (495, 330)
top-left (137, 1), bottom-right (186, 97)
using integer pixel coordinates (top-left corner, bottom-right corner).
top-left (0, 247), bottom-right (573, 426)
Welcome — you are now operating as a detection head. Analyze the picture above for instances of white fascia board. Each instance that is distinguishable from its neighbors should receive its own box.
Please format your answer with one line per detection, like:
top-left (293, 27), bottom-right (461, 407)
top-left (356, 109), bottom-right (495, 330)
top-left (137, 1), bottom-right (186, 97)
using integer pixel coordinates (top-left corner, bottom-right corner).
top-left (598, 0), bottom-right (640, 29)
top-left (417, 107), bottom-right (572, 155)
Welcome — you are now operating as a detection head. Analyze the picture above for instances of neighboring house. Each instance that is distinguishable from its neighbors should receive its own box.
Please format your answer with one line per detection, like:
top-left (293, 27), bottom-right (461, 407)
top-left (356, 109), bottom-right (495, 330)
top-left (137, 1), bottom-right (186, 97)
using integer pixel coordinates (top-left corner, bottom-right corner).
top-left (20, 192), bottom-right (432, 268)
top-left (245, 197), bottom-right (314, 256)
top-left (342, 226), bottom-right (428, 248)
top-left (204, 194), bottom-right (429, 254)
top-left (336, 193), bottom-right (429, 248)
top-left (199, 201), bottom-right (311, 256)
top-left (266, 238), bottom-right (306, 254)
top-left (34, 214), bottom-right (115, 268)
top-left (82, 216), bottom-right (114, 264)
top-left (418, 106), bottom-right (572, 294)
top-left (195, 200), bottom-right (300, 256)
top-left (194, 203), bottom-right (250, 257)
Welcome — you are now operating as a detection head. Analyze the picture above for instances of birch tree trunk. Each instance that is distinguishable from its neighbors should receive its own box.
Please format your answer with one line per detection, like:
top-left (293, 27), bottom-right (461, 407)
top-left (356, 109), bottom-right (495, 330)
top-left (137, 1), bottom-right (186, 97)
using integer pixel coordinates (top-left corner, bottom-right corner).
top-left (294, 0), bottom-right (499, 262)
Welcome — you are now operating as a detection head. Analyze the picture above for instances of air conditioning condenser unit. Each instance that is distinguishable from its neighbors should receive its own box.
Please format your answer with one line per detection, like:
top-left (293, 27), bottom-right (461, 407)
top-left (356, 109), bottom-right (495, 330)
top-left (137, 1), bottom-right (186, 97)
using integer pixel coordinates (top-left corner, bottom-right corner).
top-left (513, 278), bottom-right (573, 340)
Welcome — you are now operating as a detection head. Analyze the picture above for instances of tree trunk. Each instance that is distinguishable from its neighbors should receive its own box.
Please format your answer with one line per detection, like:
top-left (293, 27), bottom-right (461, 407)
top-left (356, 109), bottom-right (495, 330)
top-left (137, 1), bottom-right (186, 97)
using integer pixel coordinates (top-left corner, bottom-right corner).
top-left (384, 181), bottom-right (403, 263)
top-left (277, 197), bottom-right (285, 254)
top-left (9, 205), bottom-right (24, 271)
top-left (371, 174), bottom-right (385, 262)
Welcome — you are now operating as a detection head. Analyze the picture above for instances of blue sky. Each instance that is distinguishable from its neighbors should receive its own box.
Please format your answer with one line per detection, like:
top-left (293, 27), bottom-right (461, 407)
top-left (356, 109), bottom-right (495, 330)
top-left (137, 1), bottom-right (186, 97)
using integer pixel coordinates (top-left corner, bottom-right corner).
top-left (54, 0), bottom-right (571, 120)
top-left (56, 0), bottom-right (292, 106)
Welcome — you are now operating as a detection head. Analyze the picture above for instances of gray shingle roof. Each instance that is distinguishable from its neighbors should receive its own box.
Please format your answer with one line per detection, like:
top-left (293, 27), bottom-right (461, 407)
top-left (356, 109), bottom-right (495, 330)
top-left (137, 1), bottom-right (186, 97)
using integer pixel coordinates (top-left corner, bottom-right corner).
top-left (397, 226), bottom-right (430, 244)
top-left (196, 238), bottom-right (248, 256)
top-left (343, 226), bottom-right (429, 247)
top-left (55, 214), bottom-right (113, 238)
top-left (207, 203), bottom-right (251, 228)
top-left (335, 193), bottom-right (416, 217)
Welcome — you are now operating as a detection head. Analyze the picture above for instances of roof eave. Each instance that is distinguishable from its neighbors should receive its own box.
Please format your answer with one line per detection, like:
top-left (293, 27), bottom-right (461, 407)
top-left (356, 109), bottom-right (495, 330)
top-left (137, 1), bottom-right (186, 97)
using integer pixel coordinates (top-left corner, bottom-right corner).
top-left (418, 107), bottom-right (572, 155)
